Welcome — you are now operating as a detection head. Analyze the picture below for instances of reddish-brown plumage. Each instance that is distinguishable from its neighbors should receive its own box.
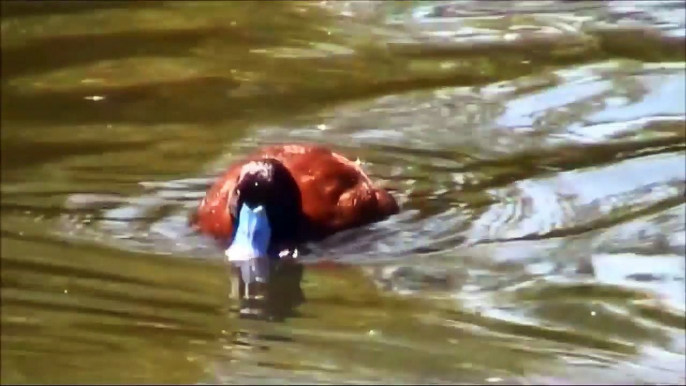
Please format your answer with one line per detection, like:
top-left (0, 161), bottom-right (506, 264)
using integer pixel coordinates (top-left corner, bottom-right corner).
top-left (191, 144), bottom-right (399, 244)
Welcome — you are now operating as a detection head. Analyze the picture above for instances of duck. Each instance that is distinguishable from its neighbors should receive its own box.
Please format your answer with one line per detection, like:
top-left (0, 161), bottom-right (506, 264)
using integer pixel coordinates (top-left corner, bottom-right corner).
top-left (190, 143), bottom-right (399, 286)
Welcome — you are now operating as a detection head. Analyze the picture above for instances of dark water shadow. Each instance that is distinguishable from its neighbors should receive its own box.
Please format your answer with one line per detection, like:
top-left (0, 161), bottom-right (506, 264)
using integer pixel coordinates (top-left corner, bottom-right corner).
top-left (596, 29), bottom-right (686, 63)
top-left (1, 76), bottom-right (242, 125)
top-left (0, 71), bottom-right (507, 128)
top-left (1, 136), bottom-right (155, 172)
top-left (1, 27), bottom-right (231, 80)
top-left (0, 0), bottom-right (167, 20)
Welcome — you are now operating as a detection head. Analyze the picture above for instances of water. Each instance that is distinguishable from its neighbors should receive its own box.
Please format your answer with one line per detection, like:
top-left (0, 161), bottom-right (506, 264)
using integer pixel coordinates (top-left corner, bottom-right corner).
top-left (1, 1), bottom-right (684, 384)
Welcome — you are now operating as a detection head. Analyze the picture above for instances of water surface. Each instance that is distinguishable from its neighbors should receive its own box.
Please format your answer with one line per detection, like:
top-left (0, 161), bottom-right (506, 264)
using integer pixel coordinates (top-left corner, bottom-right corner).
top-left (1, 1), bottom-right (685, 384)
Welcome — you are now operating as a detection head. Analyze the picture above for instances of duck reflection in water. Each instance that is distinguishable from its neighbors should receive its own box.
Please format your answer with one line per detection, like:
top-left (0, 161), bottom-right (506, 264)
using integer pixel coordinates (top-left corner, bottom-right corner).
top-left (190, 144), bottom-right (399, 319)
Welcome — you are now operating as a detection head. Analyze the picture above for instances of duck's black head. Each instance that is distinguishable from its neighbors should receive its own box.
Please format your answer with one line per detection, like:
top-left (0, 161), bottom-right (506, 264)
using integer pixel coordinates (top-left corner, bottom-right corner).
top-left (225, 158), bottom-right (302, 284)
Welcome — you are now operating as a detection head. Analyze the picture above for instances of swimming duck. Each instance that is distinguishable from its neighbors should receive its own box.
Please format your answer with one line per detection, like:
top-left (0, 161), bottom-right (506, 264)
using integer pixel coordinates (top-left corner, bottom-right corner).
top-left (190, 143), bottom-right (399, 286)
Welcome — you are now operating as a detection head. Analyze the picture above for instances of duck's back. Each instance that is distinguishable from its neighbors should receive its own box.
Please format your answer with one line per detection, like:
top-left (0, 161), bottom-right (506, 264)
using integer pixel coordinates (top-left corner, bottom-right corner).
top-left (263, 144), bottom-right (399, 238)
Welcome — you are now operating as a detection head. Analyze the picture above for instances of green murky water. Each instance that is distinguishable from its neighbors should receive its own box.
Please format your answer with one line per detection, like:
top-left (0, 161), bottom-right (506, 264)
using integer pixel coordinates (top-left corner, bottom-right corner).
top-left (1, 1), bottom-right (684, 384)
